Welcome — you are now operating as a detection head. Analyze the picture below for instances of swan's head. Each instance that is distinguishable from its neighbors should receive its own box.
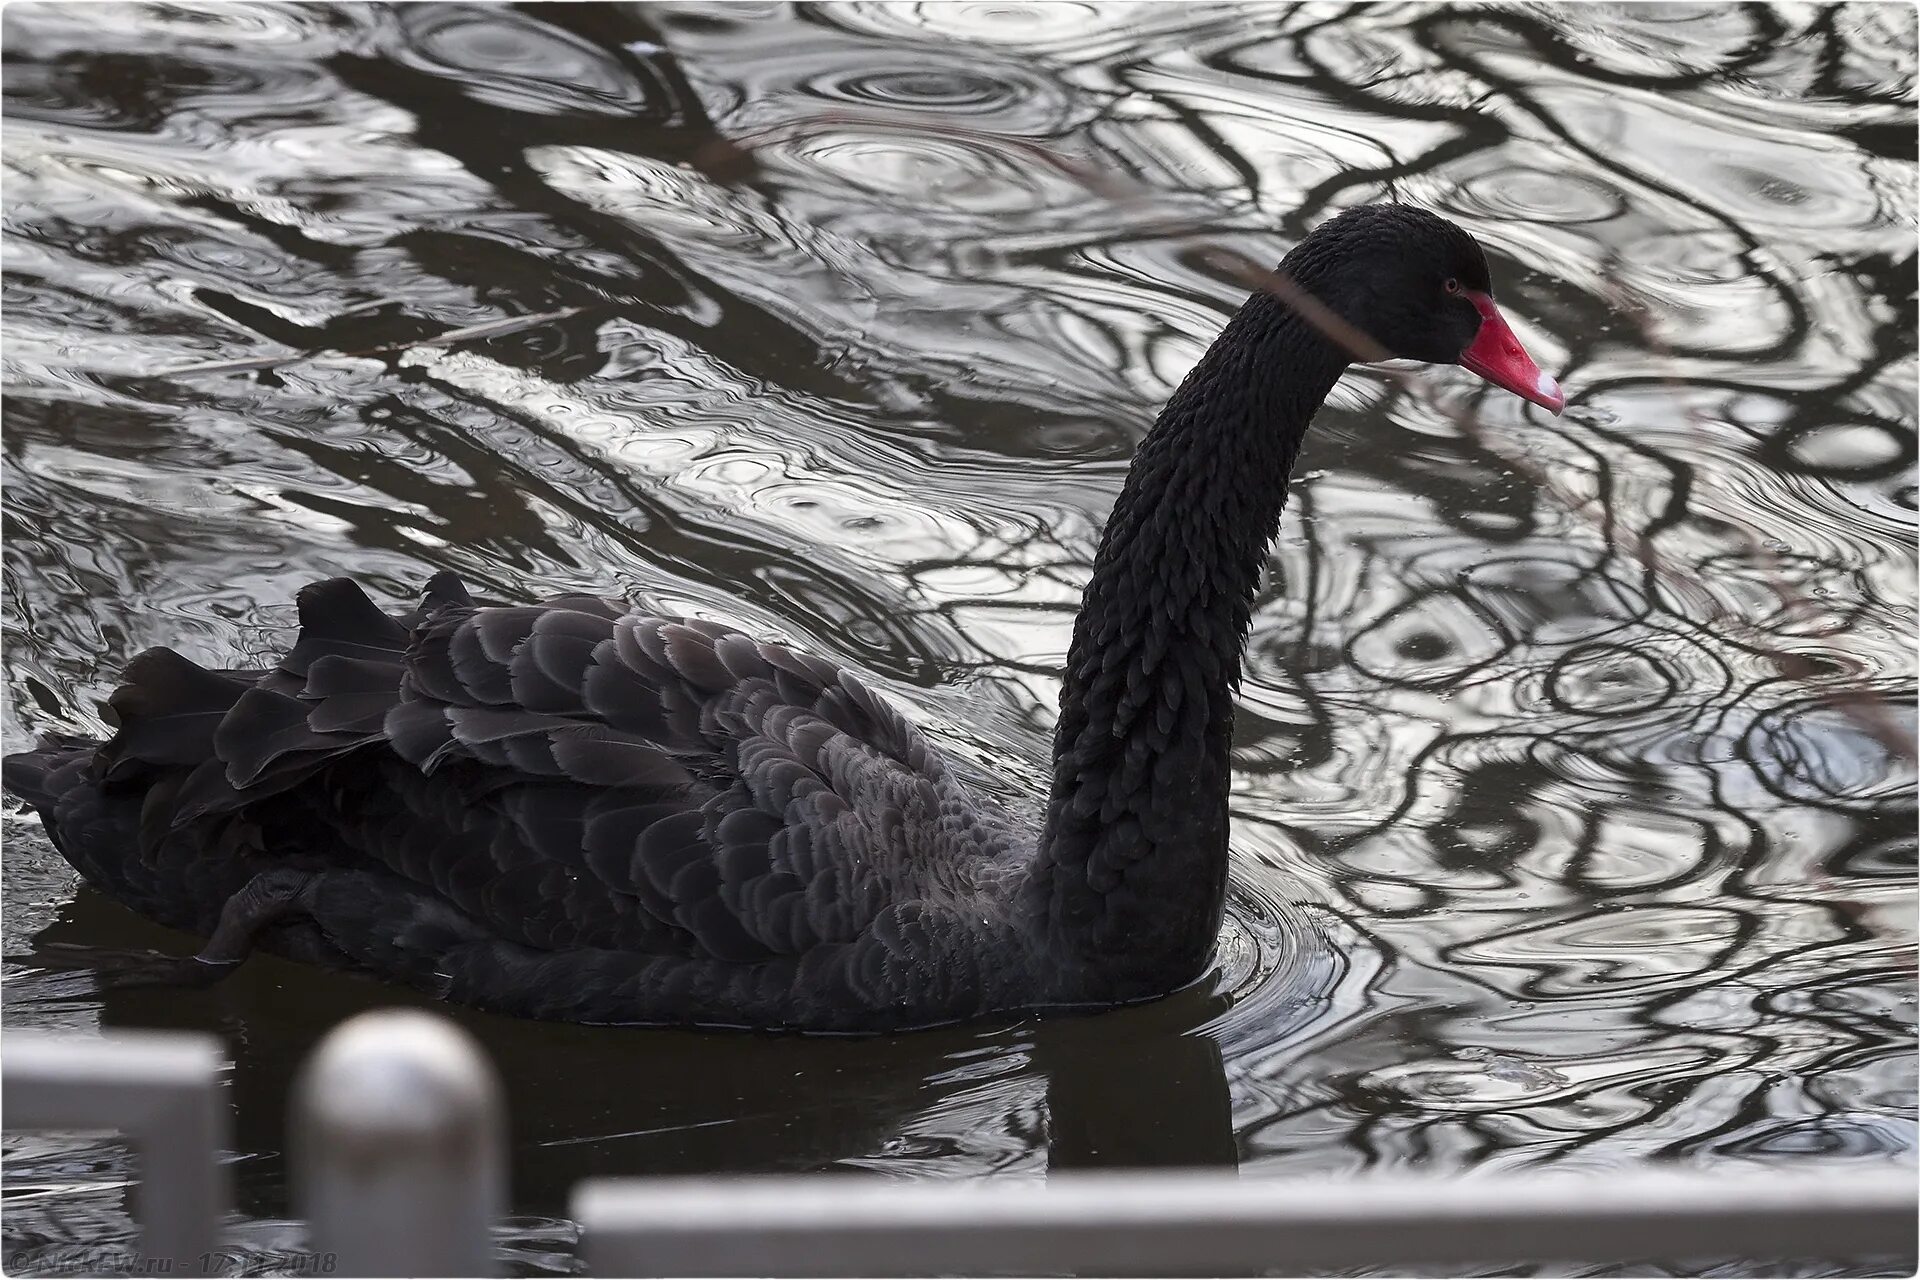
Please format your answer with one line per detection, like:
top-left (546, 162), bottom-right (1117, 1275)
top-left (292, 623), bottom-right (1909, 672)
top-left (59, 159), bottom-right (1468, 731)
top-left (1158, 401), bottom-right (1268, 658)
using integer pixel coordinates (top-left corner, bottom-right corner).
top-left (1282, 203), bottom-right (1566, 415)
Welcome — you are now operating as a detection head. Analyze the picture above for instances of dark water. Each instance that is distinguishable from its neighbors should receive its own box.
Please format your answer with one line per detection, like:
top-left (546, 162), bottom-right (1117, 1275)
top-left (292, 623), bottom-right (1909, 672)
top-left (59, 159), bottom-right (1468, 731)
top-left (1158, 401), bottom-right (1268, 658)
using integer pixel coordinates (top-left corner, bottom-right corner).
top-left (2, 2), bottom-right (1914, 1274)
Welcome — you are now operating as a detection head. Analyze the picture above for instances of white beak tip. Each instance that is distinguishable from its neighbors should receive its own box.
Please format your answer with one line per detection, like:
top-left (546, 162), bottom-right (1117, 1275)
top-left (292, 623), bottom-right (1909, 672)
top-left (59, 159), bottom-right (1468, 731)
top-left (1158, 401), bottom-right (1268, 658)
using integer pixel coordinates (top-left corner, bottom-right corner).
top-left (1536, 372), bottom-right (1567, 415)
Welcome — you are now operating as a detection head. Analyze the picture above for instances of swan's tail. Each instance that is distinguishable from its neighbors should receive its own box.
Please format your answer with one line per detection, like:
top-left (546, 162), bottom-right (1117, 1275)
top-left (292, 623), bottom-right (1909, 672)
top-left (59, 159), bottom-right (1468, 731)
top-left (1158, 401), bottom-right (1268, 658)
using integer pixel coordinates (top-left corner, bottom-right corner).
top-left (2, 735), bottom-right (151, 919)
top-left (4, 573), bottom-right (482, 939)
top-left (4, 640), bottom-right (266, 930)
top-left (3, 633), bottom-right (296, 935)
top-left (3, 736), bottom-right (99, 816)
top-left (5, 658), bottom-right (340, 940)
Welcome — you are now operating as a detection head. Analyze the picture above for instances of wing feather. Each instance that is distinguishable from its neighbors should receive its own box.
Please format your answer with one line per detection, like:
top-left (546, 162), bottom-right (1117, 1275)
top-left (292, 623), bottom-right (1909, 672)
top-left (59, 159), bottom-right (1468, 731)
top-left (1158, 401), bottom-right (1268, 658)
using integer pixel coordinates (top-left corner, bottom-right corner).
top-left (83, 572), bottom-right (1012, 1003)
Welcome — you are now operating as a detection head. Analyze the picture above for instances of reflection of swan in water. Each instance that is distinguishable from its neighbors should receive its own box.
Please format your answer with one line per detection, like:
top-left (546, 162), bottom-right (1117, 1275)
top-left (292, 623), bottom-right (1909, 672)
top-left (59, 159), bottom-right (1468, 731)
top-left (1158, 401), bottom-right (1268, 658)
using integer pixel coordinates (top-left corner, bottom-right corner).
top-left (3, 205), bottom-right (1562, 1032)
top-left (17, 888), bottom-right (1278, 1234)
top-left (15, 865), bottom-right (1361, 1230)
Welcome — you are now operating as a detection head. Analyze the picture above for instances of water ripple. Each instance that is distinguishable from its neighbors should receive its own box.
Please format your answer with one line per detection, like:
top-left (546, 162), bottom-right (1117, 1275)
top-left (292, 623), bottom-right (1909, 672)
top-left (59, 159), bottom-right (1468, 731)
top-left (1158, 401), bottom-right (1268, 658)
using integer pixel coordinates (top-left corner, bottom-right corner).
top-left (2, 1), bottom-right (1913, 1272)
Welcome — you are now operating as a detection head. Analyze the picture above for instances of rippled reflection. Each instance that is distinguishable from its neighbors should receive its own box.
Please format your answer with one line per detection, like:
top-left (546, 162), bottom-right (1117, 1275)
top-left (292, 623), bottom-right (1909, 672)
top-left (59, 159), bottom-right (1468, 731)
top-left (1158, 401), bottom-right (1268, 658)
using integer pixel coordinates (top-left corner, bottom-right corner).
top-left (3, 2), bottom-right (1913, 1274)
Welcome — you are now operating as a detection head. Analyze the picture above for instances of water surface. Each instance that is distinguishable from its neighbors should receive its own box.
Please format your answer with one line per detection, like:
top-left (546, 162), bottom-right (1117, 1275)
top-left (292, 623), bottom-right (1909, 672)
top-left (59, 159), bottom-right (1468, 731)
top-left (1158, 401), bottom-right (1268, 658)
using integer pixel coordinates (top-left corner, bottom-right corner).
top-left (2, 2), bottom-right (1914, 1274)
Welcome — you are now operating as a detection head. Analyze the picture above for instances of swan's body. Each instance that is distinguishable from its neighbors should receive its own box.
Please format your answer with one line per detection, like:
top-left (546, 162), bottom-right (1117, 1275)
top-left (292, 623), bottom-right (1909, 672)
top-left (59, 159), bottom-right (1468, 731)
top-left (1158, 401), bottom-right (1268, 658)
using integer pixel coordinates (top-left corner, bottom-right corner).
top-left (3, 205), bottom-right (1563, 1032)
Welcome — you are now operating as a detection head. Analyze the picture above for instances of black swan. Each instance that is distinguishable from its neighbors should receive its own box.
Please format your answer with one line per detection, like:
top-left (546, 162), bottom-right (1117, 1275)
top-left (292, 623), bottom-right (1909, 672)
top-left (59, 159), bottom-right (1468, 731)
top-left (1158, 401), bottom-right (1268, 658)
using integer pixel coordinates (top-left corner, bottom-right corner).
top-left (3, 204), bottom-right (1564, 1032)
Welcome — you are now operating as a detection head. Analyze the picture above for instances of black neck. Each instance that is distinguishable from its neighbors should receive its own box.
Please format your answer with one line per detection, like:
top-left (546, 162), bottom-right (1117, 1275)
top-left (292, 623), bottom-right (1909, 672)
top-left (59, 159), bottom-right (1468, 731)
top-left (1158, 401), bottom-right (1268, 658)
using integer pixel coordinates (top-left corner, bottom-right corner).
top-left (1026, 294), bottom-right (1348, 996)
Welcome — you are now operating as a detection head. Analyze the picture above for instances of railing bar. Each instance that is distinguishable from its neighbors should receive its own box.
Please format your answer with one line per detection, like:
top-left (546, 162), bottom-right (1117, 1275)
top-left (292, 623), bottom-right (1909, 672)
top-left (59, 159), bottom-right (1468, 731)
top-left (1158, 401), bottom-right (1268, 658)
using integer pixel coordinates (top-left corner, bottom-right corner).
top-left (292, 1009), bottom-right (506, 1278)
top-left (2, 1030), bottom-right (229, 1274)
top-left (576, 1167), bottom-right (1919, 1277)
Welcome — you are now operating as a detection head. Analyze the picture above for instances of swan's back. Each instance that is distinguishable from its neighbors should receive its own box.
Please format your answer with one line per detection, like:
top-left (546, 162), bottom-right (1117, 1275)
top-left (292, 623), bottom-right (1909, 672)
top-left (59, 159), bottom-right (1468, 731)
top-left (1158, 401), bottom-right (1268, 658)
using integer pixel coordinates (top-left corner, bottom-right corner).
top-left (5, 574), bottom-right (1034, 1030)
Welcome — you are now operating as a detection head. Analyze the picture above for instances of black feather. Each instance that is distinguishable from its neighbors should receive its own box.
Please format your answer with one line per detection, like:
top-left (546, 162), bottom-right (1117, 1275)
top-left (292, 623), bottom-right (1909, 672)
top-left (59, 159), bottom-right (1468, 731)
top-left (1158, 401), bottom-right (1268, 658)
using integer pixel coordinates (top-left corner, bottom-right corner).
top-left (101, 650), bottom-right (248, 779)
top-left (3, 205), bottom-right (1518, 1030)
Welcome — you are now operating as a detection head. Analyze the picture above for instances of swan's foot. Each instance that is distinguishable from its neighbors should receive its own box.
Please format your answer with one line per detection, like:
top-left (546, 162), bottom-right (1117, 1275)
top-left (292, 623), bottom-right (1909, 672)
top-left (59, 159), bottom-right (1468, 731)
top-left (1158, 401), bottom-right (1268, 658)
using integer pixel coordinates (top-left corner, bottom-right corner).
top-left (13, 941), bottom-right (243, 994)
top-left (192, 867), bottom-right (317, 969)
top-left (21, 869), bottom-right (319, 994)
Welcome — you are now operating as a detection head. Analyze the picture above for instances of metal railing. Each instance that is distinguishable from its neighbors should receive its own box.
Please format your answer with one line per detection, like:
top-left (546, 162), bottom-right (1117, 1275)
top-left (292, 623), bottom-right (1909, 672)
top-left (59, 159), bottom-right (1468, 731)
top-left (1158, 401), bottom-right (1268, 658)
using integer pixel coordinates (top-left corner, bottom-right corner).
top-left (576, 1165), bottom-right (1918, 1276)
top-left (4, 1013), bottom-right (1915, 1277)
top-left (292, 1010), bottom-right (506, 1277)
top-left (3, 1029), bottom-right (229, 1273)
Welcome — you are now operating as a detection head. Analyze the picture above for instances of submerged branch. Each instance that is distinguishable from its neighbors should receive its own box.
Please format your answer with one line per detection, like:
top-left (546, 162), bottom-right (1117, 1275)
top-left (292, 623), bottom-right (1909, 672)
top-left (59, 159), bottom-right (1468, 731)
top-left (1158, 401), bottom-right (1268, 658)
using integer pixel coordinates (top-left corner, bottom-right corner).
top-left (168, 305), bottom-right (596, 378)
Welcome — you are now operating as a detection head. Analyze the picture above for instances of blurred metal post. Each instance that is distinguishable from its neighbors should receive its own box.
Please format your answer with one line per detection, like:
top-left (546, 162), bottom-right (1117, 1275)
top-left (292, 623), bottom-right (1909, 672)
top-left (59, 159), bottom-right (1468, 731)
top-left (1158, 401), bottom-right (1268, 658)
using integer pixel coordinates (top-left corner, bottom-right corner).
top-left (2, 1029), bottom-right (229, 1273)
top-left (292, 1008), bottom-right (505, 1277)
top-left (575, 1165), bottom-right (1918, 1277)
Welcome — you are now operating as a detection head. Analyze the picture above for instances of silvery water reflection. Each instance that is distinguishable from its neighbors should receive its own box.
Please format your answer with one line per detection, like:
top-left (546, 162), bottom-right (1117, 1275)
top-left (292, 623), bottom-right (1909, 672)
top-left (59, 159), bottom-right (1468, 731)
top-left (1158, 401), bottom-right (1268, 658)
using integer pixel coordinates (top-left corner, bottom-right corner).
top-left (1, 2), bottom-right (1912, 1273)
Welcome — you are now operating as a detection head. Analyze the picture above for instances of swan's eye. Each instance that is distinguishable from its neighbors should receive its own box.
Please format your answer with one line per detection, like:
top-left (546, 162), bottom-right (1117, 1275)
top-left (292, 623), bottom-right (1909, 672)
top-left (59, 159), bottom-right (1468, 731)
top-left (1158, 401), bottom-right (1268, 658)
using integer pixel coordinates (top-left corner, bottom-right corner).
top-left (1443, 277), bottom-right (1462, 295)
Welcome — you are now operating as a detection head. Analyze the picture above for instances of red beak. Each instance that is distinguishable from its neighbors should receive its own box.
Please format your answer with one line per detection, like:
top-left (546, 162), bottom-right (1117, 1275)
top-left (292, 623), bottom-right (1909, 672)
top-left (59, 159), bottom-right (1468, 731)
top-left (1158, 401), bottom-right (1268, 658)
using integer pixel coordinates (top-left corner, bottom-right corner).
top-left (1459, 290), bottom-right (1564, 415)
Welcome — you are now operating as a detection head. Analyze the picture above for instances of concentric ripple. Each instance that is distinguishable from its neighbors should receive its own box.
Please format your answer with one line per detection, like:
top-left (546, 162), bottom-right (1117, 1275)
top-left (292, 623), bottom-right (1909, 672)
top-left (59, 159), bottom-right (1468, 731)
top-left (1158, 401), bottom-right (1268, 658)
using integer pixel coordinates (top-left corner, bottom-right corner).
top-left (1, 1), bottom-right (1913, 1274)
